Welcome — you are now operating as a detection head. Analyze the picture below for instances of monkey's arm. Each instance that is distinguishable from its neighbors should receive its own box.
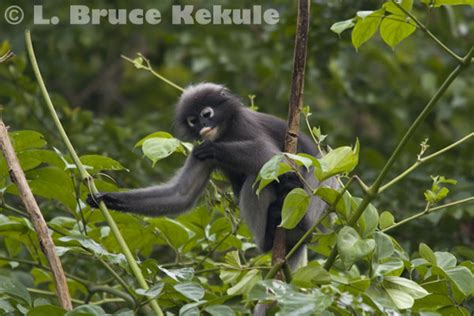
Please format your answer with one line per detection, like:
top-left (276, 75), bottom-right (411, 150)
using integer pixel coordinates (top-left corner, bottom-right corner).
top-left (193, 138), bottom-right (279, 175)
top-left (86, 156), bottom-right (214, 216)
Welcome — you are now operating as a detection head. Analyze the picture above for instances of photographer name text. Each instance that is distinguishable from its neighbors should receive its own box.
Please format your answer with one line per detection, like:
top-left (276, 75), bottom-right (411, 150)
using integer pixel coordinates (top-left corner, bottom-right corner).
top-left (5, 5), bottom-right (280, 26)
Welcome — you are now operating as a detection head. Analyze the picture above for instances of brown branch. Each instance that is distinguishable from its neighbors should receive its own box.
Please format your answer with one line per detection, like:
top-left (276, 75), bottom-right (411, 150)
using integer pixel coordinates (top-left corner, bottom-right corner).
top-left (272, 0), bottom-right (311, 275)
top-left (0, 120), bottom-right (73, 310)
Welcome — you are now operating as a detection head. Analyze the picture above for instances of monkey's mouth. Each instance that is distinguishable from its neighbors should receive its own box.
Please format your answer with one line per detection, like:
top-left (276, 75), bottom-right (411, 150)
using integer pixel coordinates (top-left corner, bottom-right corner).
top-left (199, 127), bottom-right (218, 141)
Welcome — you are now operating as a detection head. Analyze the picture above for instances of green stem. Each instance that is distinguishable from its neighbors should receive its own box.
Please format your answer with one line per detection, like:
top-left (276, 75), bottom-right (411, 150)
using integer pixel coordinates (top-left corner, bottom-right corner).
top-left (392, 1), bottom-right (463, 63)
top-left (324, 47), bottom-right (473, 271)
top-left (121, 54), bottom-right (184, 92)
top-left (96, 257), bottom-right (134, 296)
top-left (27, 288), bottom-right (85, 305)
top-left (27, 288), bottom-right (126, 306)
top-left (382, 197), bottom-right (474, 232)
top-left (88, 286), bottom-right (135, 306)
top-left (25, 30), bottom-right (163, 316)
top-left (264, 260), bottom-right (285, 279)
top-left (380, 132), bottom-right (474, 192)
top-left (0, 255), bottom-right (89, 286)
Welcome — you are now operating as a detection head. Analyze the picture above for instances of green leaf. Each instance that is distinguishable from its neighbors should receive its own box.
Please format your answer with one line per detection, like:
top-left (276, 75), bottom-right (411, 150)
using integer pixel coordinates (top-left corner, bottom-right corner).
top-left (419, 243), bottom-right (437, 265)
top-left (421, 0), bottom-right (474, 7)
top-left (135, 131), bottom-right (174, 147)
top-left (80, 155), bottom-right (126, 172)
top-left (383, 2), bottom-right (411, 15)
top-left (384, 276), bottom-right (429, 299)
top-left (356, 201), bottom-right (379, 238)
top-left (204, 305), bottom-right (235, 316)
top-left (292, 262), bottom-right (331, 287)
top-left (379, 15), bottom-right (416, 48)
top-left (18, 149), bottom-right (65, 171)
top-left (352, 10), bottom-right (384, 49)
top-left (27, 305), bottom-right (66, 316)
top-left (330, 18), bottom-right (356, 35)
top-left (142, 137), bottom-right (182, 165)
top-left (434, 251), bottom-right (457, 269)
top-left (58, 236), bottom-right (127, 267)
top-left (0, 276), bottom-right (31, 306)
top-left (313, 187), bottom-right (349, 216)
top-left (424, 175), bottom-right (457, 203)
top-left (314, 140), bottom-right (359, 181)
top-left (379, 211), bottom-right (395, 230)
top-left (66, 305), bottom-right (106, 316)
top-left (401, 0), bottom-right (415, 11)
top-left (179, 303), bottom-right (201, 316)
top-left (279, 289), bottom-right (332, 314)
top-left (158, 267), bottom-right (194, 282)
top-left (227, 269), bottom-right (261, 296)
top-left (135, 283), bottom-right (164, 299)
top-left (22, 167), bottom-right (76, 210)
top-left (374, 258), bottom-right (404, 277)
top-left (374, 232), bottom-right (394, 259)
top-left (444, 266), bottom-right (474, 297)
top-left (151, 218), bottom-right (193, 249)
top-left (280, 188), bottom-right (310, 229)
top-left (10, 130), bottom-right (46, 151)
top-left (337, 226), bottom-right (376, 268)
top-left (174, 282), bottom-right (205, 301)
top-left (256, 154), bottom-right (292, 193)
top-left (224, 251), bottom-right (242, 267)
top-left (386, 288), bottom-right (414, 309)
top-left (284, 153), bottom-right (313, 170)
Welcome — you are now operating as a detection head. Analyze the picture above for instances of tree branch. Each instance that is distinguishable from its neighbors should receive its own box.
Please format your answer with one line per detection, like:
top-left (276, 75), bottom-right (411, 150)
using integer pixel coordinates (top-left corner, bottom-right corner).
top-left (382, 197), bottom-right (474, 232)
top-left (0, 121), bottom-right (72, 310)
top-left (324, 46), bottom-right (473, 271)
top-left (380, 133), bottom-right (474, 192)
top-left (272, 0), bottom-right (311, 273)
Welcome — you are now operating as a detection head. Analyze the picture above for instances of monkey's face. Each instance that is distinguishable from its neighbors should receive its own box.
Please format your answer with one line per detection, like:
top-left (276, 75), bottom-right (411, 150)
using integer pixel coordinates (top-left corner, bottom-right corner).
top-left (176, 83), bottom-right (240, 141)
top-left (186, 106), bottom-right (221, 141)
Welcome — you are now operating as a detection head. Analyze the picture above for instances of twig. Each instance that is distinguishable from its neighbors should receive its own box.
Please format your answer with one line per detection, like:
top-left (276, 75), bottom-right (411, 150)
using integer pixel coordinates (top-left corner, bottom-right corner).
top-left (0, 121), bottom-right (72, 310)
top-left (380, 133), bottom-right (474, 192)
top-left (392, 1), bottom-right (463, 63)
top-left (382, 197), bottom-right (474, 232)
top-left (121, 54), bottom-right (184, 92)
top-left (324, 47), bottom-right (473, 271)
top-left (25, 30), bottom-right (163, 316)
top-left (0, 255), bottom-right (89, 286)
top-left (27, 288), bottom-right (83, 305)
top-left (87, 286), bottom-right (135, 307)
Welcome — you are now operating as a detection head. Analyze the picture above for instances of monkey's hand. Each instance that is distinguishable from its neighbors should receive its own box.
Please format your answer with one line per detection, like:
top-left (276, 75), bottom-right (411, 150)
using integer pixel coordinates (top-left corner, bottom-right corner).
top-left (277, 172), bottom-right (304, 196)
top-left (192, 140), bottom-right (217, 161)
top-left (86, 193), bottom-right (105, 208)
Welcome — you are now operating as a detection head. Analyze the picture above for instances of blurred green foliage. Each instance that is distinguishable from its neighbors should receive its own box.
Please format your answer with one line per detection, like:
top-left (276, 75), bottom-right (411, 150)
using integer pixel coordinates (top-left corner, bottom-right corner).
top-left (0, 0), bottom-right (473, 314)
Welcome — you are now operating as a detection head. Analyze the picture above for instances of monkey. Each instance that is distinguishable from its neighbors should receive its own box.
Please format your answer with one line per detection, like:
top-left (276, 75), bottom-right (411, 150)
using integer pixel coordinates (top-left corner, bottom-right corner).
top-left (87, 83), bottom-right (338, 269)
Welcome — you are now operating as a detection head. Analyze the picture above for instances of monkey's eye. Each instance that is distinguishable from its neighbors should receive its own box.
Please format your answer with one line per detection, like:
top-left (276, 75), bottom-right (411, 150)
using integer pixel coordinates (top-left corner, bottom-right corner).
top-left (200, 107), bottom-right (214, 119)
top-left (187, 116), bottom-right (198, 127)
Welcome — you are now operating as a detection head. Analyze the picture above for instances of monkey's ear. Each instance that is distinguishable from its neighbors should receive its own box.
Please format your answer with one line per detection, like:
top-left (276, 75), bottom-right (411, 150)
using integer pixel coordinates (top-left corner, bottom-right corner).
top-left (220, 88), bottom-right (232, 98)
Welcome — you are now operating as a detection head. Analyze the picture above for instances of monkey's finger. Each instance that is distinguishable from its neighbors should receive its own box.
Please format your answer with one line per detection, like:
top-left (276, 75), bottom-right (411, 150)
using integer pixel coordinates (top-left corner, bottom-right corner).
top-left (86, 193), bottom-right (104, 208)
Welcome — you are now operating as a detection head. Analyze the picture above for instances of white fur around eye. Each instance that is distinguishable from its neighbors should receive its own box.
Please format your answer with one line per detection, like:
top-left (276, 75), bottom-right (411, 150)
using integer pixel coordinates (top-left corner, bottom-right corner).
top-left (187, 116), bottom-right (197, 127)
top-left (201, 107), bottom-right (214, 118)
